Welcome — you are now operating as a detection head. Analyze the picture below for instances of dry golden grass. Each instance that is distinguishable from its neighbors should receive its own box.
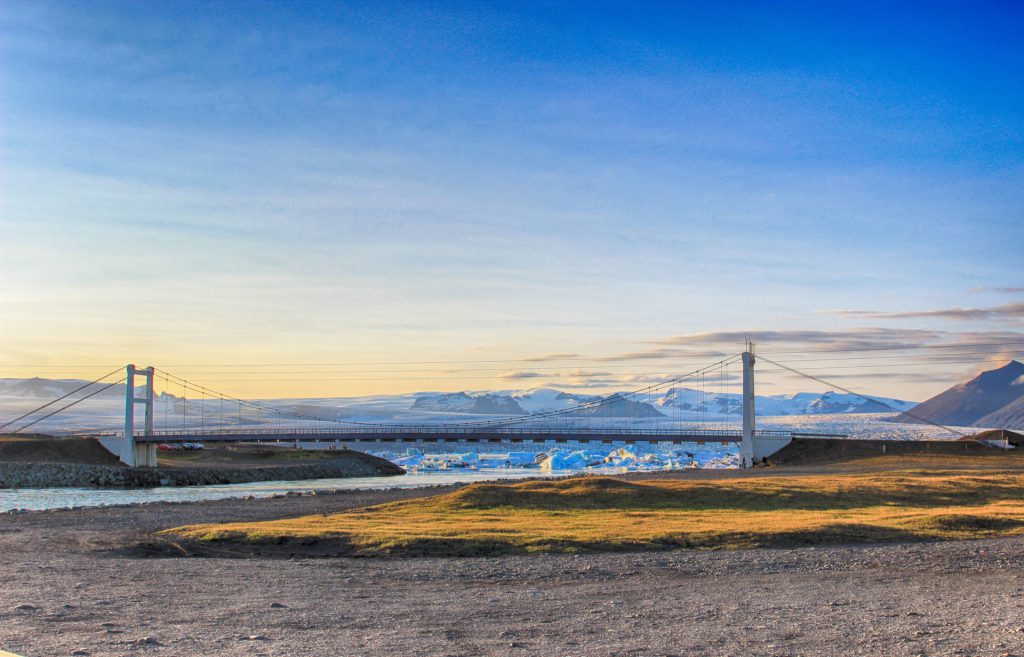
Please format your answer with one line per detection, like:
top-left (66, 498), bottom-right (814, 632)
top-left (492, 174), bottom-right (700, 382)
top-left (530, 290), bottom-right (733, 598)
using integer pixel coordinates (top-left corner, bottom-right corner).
top-left (164, 470), bottom-right (1024, 556)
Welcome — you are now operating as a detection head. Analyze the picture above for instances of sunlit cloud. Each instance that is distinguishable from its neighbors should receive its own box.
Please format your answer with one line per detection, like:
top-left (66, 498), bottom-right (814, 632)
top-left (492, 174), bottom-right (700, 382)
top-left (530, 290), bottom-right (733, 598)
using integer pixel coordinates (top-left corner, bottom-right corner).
top-left (498, 371), bottom-right (545, 379)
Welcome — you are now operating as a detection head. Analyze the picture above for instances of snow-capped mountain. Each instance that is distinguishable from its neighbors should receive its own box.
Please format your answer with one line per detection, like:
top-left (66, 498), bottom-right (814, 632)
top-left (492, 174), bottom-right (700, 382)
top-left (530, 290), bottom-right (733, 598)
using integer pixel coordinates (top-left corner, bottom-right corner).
top-left (407, 386), bottom-right (909, 419)
top-left (411, 392), bottom-right (528, 415)
top-left (411, 389), bottom-right (664, 418)
top-left (0, 378), bottom-right (155, 400)
top-left (510, 388), bottom-right (601, 413)
top-left (656, 387), bottom-right (915, 417)
top-left (0, 376), bottom-right (919, 435)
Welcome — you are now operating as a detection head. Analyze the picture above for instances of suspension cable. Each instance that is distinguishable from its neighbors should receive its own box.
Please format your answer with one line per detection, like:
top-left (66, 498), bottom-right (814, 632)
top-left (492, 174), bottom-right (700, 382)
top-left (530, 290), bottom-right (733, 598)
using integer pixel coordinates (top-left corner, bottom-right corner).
top-left (0, 366), bottom-right (124, 431)
top-left (154, 368), bottom-right (349, 428)
top-left (10, 378), bottom-right (127, 434)
top-left (454, 354), bottom-right (744, 429)
top-left (758, 356), bottom-right (965, 437)
top-left (152, 355), bottom-right (743, 431)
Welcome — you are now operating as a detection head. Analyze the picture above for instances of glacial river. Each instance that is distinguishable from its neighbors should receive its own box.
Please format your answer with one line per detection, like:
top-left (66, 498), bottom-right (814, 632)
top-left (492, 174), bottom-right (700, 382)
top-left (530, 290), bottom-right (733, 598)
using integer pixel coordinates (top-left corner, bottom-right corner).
top-left (1, 415), bottom-right (968, 512)
top-left (0, 468), bottom-right (550, 512)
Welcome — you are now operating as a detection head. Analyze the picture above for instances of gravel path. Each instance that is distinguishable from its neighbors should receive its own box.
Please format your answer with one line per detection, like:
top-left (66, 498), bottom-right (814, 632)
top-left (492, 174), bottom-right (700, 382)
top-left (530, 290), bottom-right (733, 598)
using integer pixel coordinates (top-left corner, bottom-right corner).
top-left (2, 484), bottom-right (1024, 656)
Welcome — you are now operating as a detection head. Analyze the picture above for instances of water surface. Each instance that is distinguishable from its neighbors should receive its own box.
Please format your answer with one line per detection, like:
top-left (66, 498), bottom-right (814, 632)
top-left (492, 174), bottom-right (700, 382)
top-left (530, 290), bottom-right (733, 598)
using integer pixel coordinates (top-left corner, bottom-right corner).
top-left (0, 468), bottom-right (550, 512)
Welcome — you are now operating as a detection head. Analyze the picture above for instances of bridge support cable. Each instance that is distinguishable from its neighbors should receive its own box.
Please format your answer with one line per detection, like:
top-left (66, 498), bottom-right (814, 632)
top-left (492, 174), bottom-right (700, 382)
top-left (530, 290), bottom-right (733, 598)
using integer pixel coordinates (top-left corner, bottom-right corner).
top-left (758, 356), bottom-right (965, 437)
top-left (446, 354), bottom-right (745, 432)
top-left (130, 350), bottom-right (843, 444)
top-left (144, 355), bottom-right (744, 437)
top-left (0, 366), bottom-right (124, 431)
top-left (9, 377), bottom-right (127, 434)
top-left (152, 368), bottom-right (352, 430)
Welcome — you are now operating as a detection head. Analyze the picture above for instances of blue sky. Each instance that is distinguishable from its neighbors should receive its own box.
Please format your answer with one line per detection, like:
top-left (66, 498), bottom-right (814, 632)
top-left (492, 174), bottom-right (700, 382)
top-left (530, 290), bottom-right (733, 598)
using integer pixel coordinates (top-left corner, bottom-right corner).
top-left (1, 1), bottom-right (1022, 398)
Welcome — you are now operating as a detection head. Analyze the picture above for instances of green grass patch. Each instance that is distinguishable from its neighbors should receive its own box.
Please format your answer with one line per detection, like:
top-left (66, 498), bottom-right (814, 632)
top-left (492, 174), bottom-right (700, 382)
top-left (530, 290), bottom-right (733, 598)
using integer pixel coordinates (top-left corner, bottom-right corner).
top-left (163, 470), bottom-right (1024, 556)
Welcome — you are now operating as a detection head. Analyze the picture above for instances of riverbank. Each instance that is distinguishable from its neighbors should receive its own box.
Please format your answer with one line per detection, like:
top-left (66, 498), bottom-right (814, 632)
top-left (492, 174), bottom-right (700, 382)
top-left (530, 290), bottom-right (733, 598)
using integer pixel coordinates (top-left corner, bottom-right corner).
top-left (2, 460), bottom-right (1023, 656)
top-left (163, 456), bottom-right (1024, 557)
top-left (0, 453), bottom-right (403, 489)
top-left (0, 438), bottom-right (403, 488)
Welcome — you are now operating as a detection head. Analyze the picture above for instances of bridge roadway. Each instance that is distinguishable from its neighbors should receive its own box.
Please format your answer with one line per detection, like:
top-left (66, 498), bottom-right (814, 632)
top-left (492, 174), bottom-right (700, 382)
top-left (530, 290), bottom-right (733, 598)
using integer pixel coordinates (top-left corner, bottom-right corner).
top-left (131, 427), bottom-right (848, 445)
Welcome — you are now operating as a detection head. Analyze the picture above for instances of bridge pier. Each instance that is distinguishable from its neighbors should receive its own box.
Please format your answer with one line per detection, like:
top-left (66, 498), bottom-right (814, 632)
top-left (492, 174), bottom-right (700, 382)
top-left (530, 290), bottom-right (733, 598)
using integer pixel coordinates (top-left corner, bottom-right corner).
top-left (741, 344), bottom-right (792, 465)
top-left (120, 364), bottom-right (157, 467)
top-left (740, 349), bottom-right (755, 468)
top-left (752, 435), bottom-right (793, 461)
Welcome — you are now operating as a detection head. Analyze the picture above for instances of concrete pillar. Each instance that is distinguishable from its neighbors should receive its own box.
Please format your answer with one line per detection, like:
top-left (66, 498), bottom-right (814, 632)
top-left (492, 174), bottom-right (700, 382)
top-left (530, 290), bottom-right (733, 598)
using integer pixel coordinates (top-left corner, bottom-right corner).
top-left (741, 349), bottom-right (755, 468)
top-left (132, 441), bottom-right (158, 468)
top-left (120, 364), bottom-right (137, 466)
top-left (119, 364), bottom-right (158, 467)
top-left (143, 367), bottom-right (155, 436)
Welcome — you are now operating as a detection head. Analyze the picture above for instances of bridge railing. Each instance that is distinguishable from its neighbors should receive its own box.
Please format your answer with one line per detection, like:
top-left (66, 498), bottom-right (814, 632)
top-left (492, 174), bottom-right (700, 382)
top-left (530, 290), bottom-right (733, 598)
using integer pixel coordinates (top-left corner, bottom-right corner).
top-left (80, 426), bottom-right (850, 441)
top-left (138, 426), bottom-right (778, 437)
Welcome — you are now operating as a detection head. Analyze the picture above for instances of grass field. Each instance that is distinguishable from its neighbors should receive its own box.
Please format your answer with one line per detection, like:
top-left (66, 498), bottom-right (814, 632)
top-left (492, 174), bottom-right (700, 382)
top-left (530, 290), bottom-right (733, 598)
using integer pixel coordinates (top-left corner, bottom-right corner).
top-left (164, 461), bottom-right (1024, 556)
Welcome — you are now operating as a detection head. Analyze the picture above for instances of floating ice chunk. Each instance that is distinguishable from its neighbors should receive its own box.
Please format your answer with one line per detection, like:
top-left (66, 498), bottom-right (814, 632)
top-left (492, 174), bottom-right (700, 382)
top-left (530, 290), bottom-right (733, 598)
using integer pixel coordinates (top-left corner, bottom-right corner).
top-left (540, 449), bottom-right (588, 471)
top-left (506, 452), bottom-right (538, 466)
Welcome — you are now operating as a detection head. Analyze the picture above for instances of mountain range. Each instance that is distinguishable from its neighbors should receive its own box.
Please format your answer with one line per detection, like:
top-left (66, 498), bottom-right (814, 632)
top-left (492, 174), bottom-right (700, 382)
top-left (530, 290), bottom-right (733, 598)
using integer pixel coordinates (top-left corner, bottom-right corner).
top-left (894, 360), bottom-right (1024, 429)
top-left (0, 378), bottom-right (135, 399)
top-left (0, 377), bottom-right (919, 421)
top-left (407, 386), bottom-right (915, 418)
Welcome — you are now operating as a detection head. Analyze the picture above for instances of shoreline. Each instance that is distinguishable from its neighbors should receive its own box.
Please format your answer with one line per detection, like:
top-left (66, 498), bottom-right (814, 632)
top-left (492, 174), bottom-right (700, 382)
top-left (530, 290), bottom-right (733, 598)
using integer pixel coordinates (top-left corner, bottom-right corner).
top-left (0, 450), bottom-right (403, 490)
top-left (7, 450), bottom-right (1021, 515)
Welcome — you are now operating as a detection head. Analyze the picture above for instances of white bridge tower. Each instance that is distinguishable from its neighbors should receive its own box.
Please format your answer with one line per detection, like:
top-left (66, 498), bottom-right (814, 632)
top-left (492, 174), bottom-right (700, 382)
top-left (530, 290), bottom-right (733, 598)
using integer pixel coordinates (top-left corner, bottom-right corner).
top-left (740, 342), bottom-right (756, 468)
top-left (121, 364), bottom-right (157, 467)
top-left (740, 342), bottom-right (793, 467)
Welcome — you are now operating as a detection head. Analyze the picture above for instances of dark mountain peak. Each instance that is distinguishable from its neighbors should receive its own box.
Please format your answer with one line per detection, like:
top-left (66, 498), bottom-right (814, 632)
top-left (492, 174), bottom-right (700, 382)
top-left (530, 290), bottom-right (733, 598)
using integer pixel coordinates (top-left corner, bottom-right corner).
top-left (894, 360), bottom-right (1024, 429)
top-left (974, 360), bottom-right (1024, 383)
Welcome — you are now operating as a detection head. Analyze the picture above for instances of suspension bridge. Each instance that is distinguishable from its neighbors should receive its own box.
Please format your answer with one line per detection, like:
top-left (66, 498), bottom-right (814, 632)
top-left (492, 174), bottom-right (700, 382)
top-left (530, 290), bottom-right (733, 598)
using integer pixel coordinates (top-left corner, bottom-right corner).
top-left (3, 343), bottom-right (971, 468)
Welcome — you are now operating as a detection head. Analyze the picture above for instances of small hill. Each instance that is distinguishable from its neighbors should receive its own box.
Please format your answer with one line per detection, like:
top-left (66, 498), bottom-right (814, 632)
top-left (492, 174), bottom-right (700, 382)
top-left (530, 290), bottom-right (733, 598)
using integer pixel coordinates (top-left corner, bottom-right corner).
top-left (893, 361), bottom-right (1024, 428)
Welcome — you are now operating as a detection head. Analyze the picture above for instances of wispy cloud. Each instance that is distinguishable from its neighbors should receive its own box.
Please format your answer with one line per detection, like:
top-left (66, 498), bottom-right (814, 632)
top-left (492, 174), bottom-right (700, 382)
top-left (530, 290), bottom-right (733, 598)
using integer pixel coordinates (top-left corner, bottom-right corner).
top-left (499, 369), bottom-right (613, 381)
top-left (520, 353), bottom-right (581, 363)
top-left (598, 328), bottom-right (946, 361)
top-left (767, 370), bottom-right (955, 383)
top-left (498, 371), bottom-right (545, 380)
top-left (594, 347), bottom-right (710, 362)
top-left (972, 286), bottom-right (1024, 294)
top-left (824, 302), bottom-right (1024, 322)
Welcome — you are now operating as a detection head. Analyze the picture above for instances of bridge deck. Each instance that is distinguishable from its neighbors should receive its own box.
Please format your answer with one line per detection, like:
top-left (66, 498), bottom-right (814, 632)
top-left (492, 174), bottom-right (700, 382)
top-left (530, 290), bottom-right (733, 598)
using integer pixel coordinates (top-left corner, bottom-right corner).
top-left (131, 428), bottom-right (847, 445)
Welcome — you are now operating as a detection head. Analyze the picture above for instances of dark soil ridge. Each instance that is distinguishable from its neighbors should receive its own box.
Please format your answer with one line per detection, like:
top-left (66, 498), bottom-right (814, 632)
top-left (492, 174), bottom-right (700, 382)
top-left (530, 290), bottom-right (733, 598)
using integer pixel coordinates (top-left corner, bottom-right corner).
top-left (766, 436), bottom-right (1019, 466)
top-left (0, 435), bottom-right (122, 465)
top-left (0, 450), bottom-right (403, 489)
top-left (129, 526), bottom-right (947, 561)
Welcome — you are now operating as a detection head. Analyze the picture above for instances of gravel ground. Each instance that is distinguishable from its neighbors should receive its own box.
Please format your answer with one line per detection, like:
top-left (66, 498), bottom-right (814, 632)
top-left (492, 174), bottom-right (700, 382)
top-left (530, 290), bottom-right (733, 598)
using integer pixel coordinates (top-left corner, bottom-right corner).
top-left (2, 483), bottom-right (1024, 657)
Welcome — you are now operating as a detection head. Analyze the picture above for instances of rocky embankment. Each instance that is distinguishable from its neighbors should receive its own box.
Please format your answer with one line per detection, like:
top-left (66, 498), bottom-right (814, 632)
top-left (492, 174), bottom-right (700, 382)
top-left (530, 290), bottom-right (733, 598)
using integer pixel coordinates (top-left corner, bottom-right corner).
top-left (0, 453), bottom-right (404, 489)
